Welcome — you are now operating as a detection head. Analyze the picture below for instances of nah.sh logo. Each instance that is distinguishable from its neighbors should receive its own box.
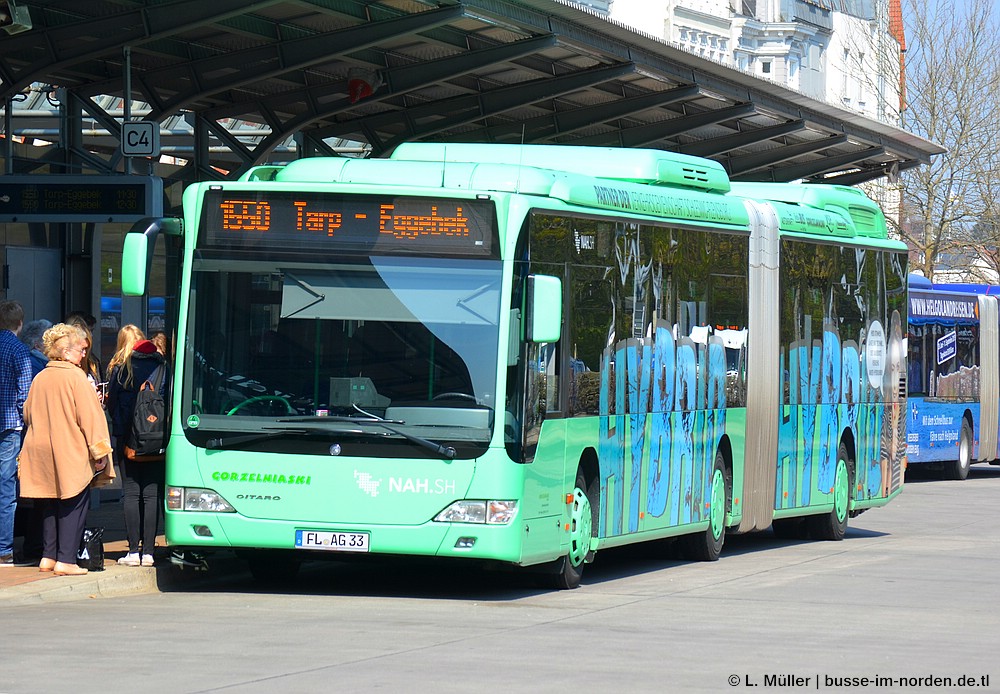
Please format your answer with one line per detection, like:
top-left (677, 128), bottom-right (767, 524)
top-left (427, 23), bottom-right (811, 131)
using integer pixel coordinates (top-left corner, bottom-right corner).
top-left (355, 470), bottom-right (381, 497)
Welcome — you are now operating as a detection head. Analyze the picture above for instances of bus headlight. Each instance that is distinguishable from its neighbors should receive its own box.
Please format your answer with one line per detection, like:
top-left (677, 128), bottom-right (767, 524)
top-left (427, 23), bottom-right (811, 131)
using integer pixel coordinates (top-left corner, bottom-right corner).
top-left (434, 500), bottom-right (518, 525)
top-left (167, 486), bottom-right (236, 513)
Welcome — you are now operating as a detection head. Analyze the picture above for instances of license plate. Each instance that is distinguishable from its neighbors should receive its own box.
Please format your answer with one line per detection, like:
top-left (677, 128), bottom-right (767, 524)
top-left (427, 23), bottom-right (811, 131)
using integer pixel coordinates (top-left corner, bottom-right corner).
top-left (295, 529), bottom-right (370, 552)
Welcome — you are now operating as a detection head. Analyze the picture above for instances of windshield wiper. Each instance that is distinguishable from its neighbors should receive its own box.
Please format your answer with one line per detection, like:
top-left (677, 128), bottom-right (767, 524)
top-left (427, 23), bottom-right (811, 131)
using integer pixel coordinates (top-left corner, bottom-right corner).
top-left (361, 419), bottom-right (457, 459)
top-left (205, 428), bottom-right (311, 449)
top-left (275, 408), bottom-right (457, 459)
top-left (276, 414), bottom-right (405, 425)
top-left (349, 405), bottom-right (456, 459)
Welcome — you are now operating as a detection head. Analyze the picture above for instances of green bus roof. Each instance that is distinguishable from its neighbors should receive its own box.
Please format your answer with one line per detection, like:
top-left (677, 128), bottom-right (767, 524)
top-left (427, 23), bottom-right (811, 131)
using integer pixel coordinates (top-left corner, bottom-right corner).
top-left (238, 145), bottom-right (890, 242)
top-left (240, 145), bottom-right (750, 229)
top-left (729, 181), bottom-right (889, 240)
top-left (390, 142), bottom-right (732, 193)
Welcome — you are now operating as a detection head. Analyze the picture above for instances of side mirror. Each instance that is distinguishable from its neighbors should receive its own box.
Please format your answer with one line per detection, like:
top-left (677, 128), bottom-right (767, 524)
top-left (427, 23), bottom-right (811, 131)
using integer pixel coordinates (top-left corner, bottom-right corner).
top-left (121, 232), bottom-right (149, 296)
top-left (121, 217), bottom-right (182, 296)
top-left (527, 274), bottom-right (562, 343)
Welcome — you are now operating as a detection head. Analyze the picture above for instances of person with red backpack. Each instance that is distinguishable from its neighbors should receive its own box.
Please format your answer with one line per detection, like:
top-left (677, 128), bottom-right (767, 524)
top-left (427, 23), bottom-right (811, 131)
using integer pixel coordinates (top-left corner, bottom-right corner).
top-left (107, 334), bottom-right (170, 568)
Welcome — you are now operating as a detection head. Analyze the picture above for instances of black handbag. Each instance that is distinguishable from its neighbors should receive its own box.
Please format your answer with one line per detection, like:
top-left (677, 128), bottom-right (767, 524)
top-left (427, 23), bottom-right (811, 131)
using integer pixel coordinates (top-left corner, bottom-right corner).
top-left (77, 527), bottom-right (105, 571)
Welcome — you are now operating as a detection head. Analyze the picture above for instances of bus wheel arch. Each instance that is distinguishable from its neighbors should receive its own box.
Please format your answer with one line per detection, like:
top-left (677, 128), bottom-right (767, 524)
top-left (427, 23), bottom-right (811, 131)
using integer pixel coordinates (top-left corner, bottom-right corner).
top-left (539, 451), bottom-right (599, 590)
top-left (573, 448), bottom-right (600, 565)
top-left (717, 435), bottom-right (734, 523)
top-left (945, 414), bottom-right (973, 481)
top-left (808, 439), bottom-right (853, 541)
top-left (840, 429), bottom-right (858, 514)
top-left (681, 439), bottom-right (732, 561)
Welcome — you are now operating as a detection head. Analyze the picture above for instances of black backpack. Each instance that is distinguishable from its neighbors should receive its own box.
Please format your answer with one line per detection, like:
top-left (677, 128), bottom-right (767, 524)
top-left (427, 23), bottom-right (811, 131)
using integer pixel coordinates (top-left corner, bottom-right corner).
top-left (124, 364), bottom-right (167, 462)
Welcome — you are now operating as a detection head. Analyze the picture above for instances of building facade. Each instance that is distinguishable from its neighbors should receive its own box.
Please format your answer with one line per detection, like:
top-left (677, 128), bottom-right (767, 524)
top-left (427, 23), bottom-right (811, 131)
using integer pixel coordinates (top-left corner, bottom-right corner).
top-left (601, 0), bottom-right (905, 127)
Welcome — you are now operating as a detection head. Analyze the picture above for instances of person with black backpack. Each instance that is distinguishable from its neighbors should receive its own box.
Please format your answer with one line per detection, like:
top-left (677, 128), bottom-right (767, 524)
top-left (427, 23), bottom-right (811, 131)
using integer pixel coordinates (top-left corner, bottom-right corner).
top-left (107, 334), bottom-right (170, 568)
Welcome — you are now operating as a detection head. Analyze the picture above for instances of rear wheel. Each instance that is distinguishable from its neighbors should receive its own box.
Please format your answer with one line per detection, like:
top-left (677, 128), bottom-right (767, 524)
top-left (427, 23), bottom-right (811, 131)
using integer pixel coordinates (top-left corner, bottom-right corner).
top-left (682, 452), bottom-right (729, 561)
top-left (944, 419), bottom-right (972, 481)
top-left (541, 472), bottom-right (595, 590)
top-left (809, 444), bottom-right (851, 541)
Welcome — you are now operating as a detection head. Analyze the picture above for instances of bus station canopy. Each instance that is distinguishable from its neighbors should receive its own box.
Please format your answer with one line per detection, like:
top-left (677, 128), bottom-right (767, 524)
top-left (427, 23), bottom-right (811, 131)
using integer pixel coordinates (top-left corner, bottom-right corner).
top-left (0, 0), bottom-right (943, 183)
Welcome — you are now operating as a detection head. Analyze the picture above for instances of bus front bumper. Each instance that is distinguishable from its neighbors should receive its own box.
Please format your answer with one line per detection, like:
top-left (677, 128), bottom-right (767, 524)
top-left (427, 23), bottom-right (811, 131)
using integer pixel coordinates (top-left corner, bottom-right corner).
top-left (165, 510), bottom-right (533, 564)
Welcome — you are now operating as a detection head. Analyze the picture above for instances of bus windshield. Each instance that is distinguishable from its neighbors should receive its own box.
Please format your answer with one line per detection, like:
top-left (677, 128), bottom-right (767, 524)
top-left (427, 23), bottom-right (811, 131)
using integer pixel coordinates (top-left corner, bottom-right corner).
top-left (183, 253), bottom-right (502, 455)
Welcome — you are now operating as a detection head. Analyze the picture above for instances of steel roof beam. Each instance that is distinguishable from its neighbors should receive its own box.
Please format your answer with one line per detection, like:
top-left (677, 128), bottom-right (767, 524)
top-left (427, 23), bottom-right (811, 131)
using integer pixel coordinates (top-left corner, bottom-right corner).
top-left (675, 120), bottom-right (806, 157)
top-left (358, 63), bottom-right (637, 152)
top-left (732, 146), bottom-right (885, 182)
top-left (116, 5), bottom-right (468, 119)
top-left (385, 35), bottom-right (557, 94)
top-left (821, 157), bottom-right (919, 185)
top-left (566, 103), bottom-right (756, 148)
top-left (55, 2), bottom-right (412, 102)
top-left (0, 0), bottom-right (284, 103)
top-left (726, 134), bottom-right (848, 176)
top-left (66, 93), bottom-right (128, 145)
top-left (203, 34), bottom-right (554, 125)
top-left (215, 34), bottom-right (558, 170)
top-left (777, 148), bottom-right (886, 181)
top-left (194, 113), bottom-right (258, 166)
top-left (445, 84), bottom-right (701, 143)
top-left (356, 63), bottom-right (634, 132)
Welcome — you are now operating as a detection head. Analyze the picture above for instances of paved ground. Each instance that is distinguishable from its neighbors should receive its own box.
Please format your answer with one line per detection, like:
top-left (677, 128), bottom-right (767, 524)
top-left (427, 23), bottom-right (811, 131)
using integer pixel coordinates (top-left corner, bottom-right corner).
top-left (1, 463), bottom-right (997, 613)
top-left (0, 465), bottom-right (997, 693)
top-left (0, 487), bottom-right (234, 605)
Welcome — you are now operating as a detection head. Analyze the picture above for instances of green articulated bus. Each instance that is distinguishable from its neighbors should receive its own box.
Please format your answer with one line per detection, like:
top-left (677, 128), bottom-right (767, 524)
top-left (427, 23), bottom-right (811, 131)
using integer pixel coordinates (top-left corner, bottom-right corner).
top-left (122, 143), bottom-right (907, 588)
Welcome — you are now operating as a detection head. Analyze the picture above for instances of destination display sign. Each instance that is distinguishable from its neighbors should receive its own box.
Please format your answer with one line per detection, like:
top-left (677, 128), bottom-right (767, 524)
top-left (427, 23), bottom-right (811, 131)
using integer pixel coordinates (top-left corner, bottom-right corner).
top-left (200, 190), bottom-right (497, 257)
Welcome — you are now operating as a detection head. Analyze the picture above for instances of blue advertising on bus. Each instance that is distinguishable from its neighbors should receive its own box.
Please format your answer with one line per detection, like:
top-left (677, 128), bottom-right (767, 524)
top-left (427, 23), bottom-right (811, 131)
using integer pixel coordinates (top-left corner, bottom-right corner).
top-left (906, 274), bottom-right (1000, 479)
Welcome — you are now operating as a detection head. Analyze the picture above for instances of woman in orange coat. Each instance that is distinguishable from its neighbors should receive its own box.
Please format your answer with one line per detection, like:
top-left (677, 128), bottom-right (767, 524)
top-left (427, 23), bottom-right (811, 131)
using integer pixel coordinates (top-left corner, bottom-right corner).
top-left (18, 324), bottom-right (114, 576)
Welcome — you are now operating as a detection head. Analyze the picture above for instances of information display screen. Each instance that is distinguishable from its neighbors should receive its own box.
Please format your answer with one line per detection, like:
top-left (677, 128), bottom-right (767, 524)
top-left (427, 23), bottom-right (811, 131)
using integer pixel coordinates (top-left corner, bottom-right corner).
top-left (200, 190), bottom-right (497, 258)
top-left (0, 175), bottom-right (159, 222)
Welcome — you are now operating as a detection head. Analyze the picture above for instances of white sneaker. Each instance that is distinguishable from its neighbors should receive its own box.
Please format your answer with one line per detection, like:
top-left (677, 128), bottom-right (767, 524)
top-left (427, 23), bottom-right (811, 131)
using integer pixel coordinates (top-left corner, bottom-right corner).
top-left (117, 553), bottom-right (141, 566)
top-left (141, 554), bottom-right (155, 567)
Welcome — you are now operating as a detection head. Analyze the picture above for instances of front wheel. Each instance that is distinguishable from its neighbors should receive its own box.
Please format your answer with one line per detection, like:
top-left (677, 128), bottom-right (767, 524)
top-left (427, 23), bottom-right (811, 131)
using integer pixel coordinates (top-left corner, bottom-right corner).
top-left (540, 472), bottom-right (595, 590)
top-left (682, 452), bottom-right (729, 561)
top-left (944, 419), bottom-right (972, 481)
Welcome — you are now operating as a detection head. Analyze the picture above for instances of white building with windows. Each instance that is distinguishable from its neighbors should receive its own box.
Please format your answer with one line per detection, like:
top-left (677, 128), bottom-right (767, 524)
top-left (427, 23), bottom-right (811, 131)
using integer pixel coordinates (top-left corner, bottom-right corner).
top-left (589, 0), bottom-right (905, 128)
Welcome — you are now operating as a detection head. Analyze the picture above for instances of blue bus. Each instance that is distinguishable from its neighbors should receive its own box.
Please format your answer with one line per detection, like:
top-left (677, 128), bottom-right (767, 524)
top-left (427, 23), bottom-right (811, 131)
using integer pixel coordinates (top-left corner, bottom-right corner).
top-left (906, 274), bottom-right (1000, 479)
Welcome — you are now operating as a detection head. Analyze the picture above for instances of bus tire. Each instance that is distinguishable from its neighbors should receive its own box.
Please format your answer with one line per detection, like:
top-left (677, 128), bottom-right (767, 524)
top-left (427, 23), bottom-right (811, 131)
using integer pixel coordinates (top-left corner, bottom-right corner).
top-left (944, 419), bottom-right (972, 481)
top-left (682, 452), bottom-right (729, 561)
top-left (541, 472), bottom-right (595, 590)
top-left (246, 550), bottom-right (302, 585)
top-left (809, 444), bottom-right (851, 541)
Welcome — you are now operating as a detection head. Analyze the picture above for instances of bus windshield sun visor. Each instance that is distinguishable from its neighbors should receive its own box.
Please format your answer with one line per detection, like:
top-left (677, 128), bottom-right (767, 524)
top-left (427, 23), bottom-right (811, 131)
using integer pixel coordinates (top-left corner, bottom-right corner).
top-left (279, 268), bottom-right (500, 325)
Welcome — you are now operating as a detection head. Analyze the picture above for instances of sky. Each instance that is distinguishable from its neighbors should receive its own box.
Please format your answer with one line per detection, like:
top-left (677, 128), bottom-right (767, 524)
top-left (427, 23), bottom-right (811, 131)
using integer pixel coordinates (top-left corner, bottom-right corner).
top-left (903, 0), bottom-right (1000, 30)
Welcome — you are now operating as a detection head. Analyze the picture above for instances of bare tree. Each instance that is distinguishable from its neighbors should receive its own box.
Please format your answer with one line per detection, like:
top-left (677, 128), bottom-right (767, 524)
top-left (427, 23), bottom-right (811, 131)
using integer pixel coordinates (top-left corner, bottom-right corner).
top-left (836, 2), bottom-right (906, 222)
top-left (961, 218), bottom-right (1000, 281)
top-left (957, 107), bottom-right (1000, 281)
top-left (900, 0), bottom-right (1000, 281)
